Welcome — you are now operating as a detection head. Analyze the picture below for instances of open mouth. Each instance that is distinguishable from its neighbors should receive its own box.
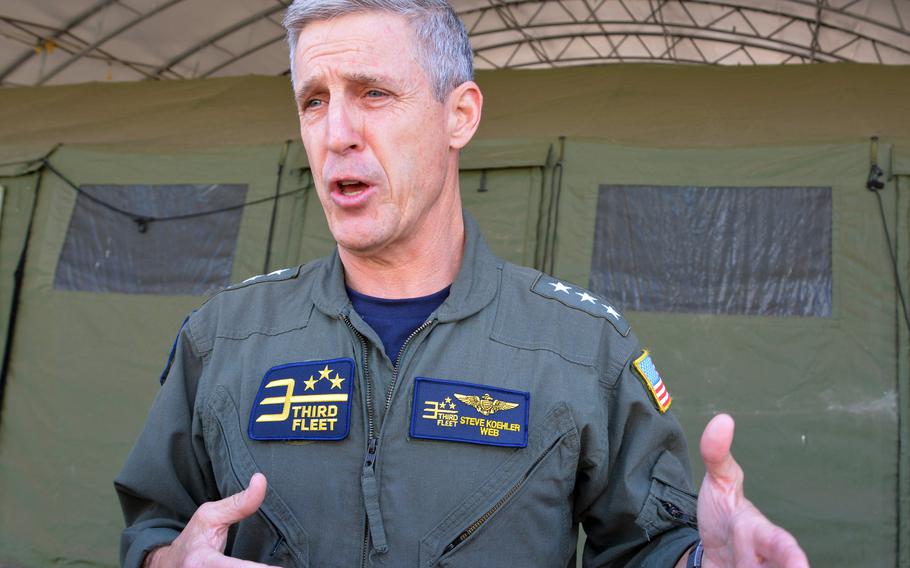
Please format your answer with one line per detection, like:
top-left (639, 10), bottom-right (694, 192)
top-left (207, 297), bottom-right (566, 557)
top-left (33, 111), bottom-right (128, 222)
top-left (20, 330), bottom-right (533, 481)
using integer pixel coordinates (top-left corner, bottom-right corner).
top-left (336, 179), bottom-right (369, 196)
top-left (328, 177), bottom-right (375, 207)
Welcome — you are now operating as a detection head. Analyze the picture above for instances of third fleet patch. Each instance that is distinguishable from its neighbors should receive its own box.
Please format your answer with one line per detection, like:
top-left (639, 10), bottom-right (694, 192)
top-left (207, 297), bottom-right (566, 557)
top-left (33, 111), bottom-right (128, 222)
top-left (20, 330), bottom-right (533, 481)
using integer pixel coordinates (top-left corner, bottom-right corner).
top-left (249, 358), bottom-right (354, 441)
top-left (410, 377), bottom-right (529, 447)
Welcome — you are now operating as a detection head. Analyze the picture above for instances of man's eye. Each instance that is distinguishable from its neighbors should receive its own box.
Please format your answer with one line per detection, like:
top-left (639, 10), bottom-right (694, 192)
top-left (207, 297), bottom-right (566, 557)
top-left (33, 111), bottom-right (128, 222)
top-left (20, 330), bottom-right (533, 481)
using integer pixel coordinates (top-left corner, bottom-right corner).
top-left (304, 98), bottom-right (323, 109)
top-left (365, 89), bottom-right (386, 98)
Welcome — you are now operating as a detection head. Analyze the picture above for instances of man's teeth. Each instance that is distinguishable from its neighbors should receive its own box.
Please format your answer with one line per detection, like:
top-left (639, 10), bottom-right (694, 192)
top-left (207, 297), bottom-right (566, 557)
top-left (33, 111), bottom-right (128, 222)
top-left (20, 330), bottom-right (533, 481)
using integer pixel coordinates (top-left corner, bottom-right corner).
top-left (338, 181), bottom-right (366, 196)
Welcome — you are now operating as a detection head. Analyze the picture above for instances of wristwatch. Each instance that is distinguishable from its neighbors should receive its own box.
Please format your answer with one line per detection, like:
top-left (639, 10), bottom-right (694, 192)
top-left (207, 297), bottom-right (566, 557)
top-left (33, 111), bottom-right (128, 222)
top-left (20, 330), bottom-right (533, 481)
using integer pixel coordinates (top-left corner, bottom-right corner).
top-left (686, 540), bottom-right (704, 568)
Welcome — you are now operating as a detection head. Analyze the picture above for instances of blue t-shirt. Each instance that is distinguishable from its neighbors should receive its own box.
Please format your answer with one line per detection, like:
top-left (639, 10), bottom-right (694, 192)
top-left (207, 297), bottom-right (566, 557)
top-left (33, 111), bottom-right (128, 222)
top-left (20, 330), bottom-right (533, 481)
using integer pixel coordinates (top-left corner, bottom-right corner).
top-left (347, 286), bottom-right (450, 367)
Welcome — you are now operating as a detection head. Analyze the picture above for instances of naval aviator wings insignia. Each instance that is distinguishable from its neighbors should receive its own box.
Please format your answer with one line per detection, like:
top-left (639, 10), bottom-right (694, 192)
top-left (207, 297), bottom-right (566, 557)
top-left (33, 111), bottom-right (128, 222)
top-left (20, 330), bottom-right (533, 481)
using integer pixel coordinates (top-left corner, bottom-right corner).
top-left (453, 393), bottom-right (519, 416)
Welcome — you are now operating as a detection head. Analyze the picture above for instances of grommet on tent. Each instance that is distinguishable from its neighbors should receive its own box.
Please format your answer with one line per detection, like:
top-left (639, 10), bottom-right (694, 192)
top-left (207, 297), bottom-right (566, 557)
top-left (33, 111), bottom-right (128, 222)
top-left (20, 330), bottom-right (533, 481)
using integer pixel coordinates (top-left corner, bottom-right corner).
top-left (133, 216), bottom-right (153, 233)
top-left (866, 137), bottom-right (885, 191)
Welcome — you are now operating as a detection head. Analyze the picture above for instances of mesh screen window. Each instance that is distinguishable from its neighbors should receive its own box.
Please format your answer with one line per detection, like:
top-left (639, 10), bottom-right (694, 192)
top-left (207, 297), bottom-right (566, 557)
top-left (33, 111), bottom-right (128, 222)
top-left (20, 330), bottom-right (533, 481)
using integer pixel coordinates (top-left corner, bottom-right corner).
top-left (590, 185), bottom-right (833, 317)
top-left (55, 184), bottom-right (248, 295)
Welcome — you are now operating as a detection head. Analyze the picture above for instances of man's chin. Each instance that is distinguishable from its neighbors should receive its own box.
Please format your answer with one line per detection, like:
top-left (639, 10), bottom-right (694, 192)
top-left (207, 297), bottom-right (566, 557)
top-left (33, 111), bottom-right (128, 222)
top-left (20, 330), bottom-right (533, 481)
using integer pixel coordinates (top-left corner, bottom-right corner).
top-left (333, 233), bottom-right (390, 258)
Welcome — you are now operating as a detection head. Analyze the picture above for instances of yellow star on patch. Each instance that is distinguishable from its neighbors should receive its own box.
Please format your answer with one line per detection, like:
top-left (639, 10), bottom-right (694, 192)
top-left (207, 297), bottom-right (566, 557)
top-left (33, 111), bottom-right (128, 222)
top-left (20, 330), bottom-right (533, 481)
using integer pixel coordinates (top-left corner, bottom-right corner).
top-left (329, 373), bottom-right (345, 390)
top-left (304, 376), bottom-right (317, 391)
top-left (318, 365), bottom-right (332, 380)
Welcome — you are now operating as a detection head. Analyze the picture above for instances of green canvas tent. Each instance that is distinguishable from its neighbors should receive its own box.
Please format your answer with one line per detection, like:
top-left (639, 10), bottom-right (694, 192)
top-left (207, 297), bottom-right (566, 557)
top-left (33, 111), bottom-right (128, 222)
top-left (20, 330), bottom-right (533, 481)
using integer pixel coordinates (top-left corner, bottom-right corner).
top-left (0, 64), bottom-right (909, 567)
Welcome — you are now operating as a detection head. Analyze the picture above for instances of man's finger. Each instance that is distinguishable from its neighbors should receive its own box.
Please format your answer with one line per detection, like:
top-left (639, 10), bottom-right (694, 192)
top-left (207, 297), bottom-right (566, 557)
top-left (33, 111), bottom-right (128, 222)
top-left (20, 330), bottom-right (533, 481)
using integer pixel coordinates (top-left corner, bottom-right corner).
top-left (751, 514), bottom-right (810, 568)
top-left (198, 473), bottom-right (268, 527)
top-left (700, 413), bottom-right (741, 484)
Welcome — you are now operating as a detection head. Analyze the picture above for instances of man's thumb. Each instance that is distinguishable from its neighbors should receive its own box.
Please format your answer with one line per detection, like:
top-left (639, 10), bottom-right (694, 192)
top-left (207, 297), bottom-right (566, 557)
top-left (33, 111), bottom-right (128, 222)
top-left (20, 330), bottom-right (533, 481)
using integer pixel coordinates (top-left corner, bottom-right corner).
top-left (205, 473), bottom-right (268, 526)
top-left (700, 413), bottom-right (740, 484)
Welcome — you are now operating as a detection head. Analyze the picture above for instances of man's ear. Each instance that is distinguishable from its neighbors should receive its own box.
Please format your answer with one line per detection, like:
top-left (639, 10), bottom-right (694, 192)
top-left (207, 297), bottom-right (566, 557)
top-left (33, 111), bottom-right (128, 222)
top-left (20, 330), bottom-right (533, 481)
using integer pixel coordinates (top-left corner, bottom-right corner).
top-left (447, 81), bottom-right (483, 150)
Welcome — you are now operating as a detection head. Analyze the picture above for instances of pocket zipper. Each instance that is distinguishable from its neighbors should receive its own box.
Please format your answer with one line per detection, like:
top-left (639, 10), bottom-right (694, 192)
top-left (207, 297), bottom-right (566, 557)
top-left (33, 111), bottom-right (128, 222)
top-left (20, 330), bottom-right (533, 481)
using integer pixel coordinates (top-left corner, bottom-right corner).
top-left (215, 417), bottom-right (290, 559)
top-left (441, 432), bottom-right (567, 556)
top-left (659, 499), bottom-right (698, 528)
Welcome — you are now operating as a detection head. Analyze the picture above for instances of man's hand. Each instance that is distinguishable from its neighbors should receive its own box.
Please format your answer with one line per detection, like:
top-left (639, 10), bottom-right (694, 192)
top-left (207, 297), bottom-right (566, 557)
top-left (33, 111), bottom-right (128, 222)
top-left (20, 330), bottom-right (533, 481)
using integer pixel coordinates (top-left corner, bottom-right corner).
top-left (693, 414), bottom-right (810, 568)
top-left (144, 473), bottom-right (279, 568)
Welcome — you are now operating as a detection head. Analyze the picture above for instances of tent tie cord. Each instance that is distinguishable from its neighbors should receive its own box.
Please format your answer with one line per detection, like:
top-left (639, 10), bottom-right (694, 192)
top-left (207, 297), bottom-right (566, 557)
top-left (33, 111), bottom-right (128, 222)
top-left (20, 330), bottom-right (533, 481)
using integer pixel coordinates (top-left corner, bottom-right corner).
top-left (39, 159), bottom-right (311, 232)
top-left (0, 144), bottom-right (63, 176)
top-left (866, 162), bottom-right (910, 334)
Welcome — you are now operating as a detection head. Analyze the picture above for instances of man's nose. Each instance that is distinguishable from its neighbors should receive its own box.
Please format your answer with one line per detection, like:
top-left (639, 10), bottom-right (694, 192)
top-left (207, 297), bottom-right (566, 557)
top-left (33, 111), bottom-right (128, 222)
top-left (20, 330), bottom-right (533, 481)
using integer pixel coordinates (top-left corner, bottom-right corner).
top-left (326, 98), bottom-right (362, 154)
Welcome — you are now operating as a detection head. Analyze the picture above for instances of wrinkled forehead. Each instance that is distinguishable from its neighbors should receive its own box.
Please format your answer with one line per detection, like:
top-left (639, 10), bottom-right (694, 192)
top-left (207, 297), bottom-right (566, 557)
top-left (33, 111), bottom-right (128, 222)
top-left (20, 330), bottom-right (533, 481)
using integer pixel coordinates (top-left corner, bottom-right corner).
top-left (293, 11), bottom-right (419, 66)
top-left (291, 13), bottom-right (426, 90)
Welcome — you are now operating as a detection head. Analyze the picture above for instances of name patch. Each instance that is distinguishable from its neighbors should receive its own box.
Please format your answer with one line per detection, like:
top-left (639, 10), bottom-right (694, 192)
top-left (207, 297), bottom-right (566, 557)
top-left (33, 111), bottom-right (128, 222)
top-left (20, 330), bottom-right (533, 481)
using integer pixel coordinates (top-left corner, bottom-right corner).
top-left (249, 358), bottom-right (354, 441)
top-left (410, 377), bottom-right (529, 448)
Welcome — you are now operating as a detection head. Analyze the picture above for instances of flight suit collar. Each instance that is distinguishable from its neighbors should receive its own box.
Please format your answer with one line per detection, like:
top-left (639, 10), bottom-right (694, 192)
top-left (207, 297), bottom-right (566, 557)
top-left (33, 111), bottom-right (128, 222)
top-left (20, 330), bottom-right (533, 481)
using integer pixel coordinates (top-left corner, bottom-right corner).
top-left (436, 212), bottom-right (501, 323)
top-left (311, 211), bottom-right (501, 323)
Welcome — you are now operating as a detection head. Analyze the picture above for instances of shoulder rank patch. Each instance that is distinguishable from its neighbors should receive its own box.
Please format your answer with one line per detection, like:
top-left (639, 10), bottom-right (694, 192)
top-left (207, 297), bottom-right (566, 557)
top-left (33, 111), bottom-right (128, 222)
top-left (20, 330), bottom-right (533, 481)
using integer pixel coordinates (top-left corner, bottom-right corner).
top-left (226, 266), bottom-right (300, 291)
top-left (249, 358), bottom-right (354, 441)
top-left (632, 350), bottom-right (671, 413)
top-left (160, 313), bottom-right (192, 385)
top-left (531, 274), bottom-right (631, 336)
top-left (410, 377), bottom-right (529, 448)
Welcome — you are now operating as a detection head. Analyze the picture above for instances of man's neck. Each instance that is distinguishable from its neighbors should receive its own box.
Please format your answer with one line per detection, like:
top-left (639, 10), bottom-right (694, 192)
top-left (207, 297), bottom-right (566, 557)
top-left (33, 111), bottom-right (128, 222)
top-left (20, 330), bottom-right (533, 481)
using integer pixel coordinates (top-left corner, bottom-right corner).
top-left (339, 211), bottom-right (465, 299)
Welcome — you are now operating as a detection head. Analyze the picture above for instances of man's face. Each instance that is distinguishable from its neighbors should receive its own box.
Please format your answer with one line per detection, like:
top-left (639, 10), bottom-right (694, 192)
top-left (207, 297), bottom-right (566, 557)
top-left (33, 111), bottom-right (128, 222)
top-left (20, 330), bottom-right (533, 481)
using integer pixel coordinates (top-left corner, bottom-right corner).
top-left (293, 11), bottom-right (454, 256)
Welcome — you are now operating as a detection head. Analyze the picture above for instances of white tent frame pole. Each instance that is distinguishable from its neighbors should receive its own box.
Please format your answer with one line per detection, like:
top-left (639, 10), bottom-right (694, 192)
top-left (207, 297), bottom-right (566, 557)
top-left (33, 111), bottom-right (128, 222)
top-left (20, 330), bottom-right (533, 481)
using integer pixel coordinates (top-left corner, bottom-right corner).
top-left (35, 0), bottom-right (188, 86)
top-left (0, 0), bottom-right (119, 83)
top-left (150, 3), bottom-right (288, 80)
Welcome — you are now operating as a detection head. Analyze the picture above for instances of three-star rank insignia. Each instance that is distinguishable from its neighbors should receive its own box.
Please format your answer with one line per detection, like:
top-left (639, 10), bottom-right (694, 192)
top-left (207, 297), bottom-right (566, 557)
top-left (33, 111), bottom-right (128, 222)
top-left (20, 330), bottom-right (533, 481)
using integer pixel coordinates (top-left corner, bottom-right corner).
top-left (249, 358), bottom-right (354, 441)
top-left (410, 377), bottom-right (529, 447)
top-left (225, 266), bottom-right (300, 291)
top-left (531, 275), bottom-right (631, 336)
top-left (632, 350), bottom-right (672, 413)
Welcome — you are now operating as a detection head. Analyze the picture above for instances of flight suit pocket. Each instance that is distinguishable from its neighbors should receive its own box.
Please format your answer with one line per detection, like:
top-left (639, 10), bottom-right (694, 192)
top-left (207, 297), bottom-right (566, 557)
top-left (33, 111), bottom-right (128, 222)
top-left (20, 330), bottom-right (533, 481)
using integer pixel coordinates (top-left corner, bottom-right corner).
top-left (634, 450), bottom-right (699, 539)
top-left (418, 403), bottom-right (579, 568)
top-left (203, 386), bottom-right (310, 567)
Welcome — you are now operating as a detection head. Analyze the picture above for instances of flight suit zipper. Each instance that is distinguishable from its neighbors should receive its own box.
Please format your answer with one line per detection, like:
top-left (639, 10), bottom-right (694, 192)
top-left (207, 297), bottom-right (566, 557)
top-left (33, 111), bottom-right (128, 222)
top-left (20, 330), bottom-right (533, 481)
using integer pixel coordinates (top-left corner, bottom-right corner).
top-left (343, 316), bottom-right (376, 438)
top-left (344, 313), bottom-right (436, 567)
top-left (385, 318), bottom-right (435, 418)
top-left (441, 431), bottom-right (567, 557)
top-left (342, 315), bottom-right (379, 568)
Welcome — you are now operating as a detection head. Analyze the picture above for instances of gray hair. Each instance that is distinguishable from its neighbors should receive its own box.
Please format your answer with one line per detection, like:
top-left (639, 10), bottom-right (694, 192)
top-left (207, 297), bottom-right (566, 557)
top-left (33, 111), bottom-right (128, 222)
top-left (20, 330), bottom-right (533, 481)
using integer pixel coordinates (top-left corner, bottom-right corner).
top-left (283, 0), bottom-right (473, 102)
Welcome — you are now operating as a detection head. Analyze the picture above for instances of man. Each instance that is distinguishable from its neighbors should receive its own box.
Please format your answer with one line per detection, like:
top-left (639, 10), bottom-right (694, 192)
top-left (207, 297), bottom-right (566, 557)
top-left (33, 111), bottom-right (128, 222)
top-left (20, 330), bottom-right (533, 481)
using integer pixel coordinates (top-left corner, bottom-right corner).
top-left (115, 1), bottom-right (810, 567)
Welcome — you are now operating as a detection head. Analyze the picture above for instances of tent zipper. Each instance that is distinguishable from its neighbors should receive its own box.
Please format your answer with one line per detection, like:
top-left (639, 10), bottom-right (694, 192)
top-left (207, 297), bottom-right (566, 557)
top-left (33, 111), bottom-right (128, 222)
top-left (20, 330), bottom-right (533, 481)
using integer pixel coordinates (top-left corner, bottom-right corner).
top-left (441, 432), bottom-right (566, 556)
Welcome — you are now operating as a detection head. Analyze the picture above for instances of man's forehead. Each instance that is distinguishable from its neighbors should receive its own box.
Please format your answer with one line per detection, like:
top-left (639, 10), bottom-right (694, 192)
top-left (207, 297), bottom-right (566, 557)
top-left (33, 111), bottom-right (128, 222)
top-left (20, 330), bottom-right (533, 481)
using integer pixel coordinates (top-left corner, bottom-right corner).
top-left (292, 13), bottom-right (421, 91)
top-left (295, 11), bottom-right (416, 57)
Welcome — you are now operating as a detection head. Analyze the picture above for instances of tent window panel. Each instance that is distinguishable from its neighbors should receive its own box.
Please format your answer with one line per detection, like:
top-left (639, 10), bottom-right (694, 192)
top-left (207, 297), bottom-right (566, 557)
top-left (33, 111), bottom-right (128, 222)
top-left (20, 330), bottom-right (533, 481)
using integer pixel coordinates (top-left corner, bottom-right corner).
top-left (54, 184), bottom-right (248, 295)
top-left (590, 185), bottom-right (833, 317)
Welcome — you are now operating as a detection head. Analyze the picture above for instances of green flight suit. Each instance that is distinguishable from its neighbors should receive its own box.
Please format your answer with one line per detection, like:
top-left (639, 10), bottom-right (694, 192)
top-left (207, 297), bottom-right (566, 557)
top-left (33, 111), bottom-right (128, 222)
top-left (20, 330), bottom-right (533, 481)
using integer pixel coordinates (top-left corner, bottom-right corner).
top-left (115, 213), bottom-right (699, 567)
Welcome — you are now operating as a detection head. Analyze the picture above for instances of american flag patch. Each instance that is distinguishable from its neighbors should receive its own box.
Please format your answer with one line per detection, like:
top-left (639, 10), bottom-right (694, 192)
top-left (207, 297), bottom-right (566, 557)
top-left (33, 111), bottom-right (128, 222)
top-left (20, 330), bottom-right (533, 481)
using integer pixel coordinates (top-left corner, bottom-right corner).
top-left (632, 351), bottom-right (672, 413)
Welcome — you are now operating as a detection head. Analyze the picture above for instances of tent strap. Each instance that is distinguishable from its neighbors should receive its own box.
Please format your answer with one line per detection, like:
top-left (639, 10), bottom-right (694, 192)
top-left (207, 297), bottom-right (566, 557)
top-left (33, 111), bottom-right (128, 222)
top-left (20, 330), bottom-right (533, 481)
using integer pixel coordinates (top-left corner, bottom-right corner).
top-left (263, 140), bottom-right (291, 274)
top-left (0, 167), bottom-right (44, 423)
